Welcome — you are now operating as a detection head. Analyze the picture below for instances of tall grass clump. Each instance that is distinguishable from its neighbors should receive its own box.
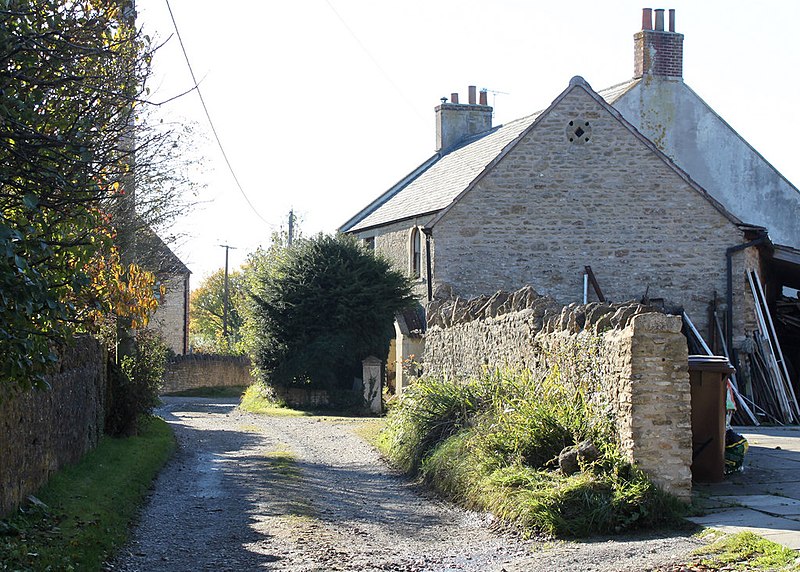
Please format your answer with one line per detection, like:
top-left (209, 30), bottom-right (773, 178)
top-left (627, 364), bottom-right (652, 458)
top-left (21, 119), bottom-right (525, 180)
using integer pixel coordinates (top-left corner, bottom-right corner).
top-left (378, 336), bottom-right (685, 538)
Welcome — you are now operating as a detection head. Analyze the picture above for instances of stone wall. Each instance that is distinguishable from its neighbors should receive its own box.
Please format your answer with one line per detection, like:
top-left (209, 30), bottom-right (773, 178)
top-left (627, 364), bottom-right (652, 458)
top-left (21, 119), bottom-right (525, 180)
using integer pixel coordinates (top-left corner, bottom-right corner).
top-left (613, 77), bottom-right (800, 249)
top-left (0, 336), bottom-right (106, 516)
top-left (424, 288), bottom-right (692, 500)
top-left (161, 354), bottom-right (254, 395)
top-left (272, 386), bottom-right (331, 408)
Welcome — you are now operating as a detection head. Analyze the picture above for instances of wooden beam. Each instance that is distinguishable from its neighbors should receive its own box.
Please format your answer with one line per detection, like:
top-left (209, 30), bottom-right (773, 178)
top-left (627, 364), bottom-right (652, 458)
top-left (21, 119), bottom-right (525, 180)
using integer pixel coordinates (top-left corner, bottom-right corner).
top-left (584, 266), bottom-right (606, 302)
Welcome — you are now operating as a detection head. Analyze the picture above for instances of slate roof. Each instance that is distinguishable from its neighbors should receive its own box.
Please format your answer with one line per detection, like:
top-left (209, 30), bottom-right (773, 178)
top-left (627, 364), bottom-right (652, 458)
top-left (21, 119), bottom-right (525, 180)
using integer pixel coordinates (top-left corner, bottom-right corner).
top-left (342, 112), bottom-right (540, 233)
top-left (137, 226), bottom-right (191, 276)
top-left (596, 78), bottom-right (640, 105)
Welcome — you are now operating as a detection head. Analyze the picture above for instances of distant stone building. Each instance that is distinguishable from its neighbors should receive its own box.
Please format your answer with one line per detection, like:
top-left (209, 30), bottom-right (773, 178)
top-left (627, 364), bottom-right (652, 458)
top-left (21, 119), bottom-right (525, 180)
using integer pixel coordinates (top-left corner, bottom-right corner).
top-left (341, 9), bottom-right (800, 392)
top-left (138, 228), bottom-right (190, 355)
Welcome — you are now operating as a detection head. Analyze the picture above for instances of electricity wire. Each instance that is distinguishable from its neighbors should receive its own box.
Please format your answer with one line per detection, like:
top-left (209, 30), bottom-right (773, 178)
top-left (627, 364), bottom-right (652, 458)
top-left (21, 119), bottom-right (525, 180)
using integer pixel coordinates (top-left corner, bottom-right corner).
top-left (323, 0), bottom-right (425, 124)
top-left (163, 0), bottom-right (273, 227)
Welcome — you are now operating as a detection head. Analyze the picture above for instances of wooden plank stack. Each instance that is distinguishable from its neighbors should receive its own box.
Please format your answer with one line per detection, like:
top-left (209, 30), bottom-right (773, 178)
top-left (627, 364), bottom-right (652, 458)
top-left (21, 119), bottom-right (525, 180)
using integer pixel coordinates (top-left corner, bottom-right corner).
top-left (741, 270), bottom-right (800, 424)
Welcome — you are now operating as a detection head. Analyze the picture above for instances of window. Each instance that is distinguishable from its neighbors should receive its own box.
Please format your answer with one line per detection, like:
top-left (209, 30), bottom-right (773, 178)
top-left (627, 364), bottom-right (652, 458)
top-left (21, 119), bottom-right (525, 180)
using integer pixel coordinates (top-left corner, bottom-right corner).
top-left (410, 227), bottom-right (421, 278)
top-left (364, 236), bottom-right (375, 251)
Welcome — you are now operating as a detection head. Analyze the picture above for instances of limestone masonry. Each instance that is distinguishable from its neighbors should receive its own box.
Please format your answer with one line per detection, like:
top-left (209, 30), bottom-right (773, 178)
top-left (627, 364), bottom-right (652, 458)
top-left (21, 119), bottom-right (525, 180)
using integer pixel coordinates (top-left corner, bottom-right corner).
top-left (0, 337), bottom-right (106, 516)
top-left (424, 286), bottom-right (692, 500)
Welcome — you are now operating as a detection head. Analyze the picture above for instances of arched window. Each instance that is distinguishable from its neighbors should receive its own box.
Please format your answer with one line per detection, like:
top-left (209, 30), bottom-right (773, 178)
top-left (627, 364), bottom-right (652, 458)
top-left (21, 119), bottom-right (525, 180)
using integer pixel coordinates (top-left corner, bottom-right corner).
top-left (410, 227), bottom-right (421, 278)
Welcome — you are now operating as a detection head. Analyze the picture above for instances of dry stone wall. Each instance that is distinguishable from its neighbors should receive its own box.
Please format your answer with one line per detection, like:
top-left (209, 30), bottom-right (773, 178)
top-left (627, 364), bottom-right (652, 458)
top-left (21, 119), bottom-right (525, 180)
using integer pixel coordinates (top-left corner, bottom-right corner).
top-left (161, 354), bottom-right (254, 394)
top-left (424, 286), bottom-right (692, 500)
top-left (0, 336), bottom-right (106, 516)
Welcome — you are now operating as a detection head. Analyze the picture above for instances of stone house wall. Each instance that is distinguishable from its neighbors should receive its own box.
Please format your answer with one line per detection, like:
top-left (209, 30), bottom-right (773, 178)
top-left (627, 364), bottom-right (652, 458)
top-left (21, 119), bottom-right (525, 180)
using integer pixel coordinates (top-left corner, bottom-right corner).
top-left (150, 272), bottom-right (189, 355)
top-left (613, 78), bottom-right (800, 249)
top-left (161, 354), bottom-right (254, 394)
top-left (0, 336), bottom-right (106, 516)
top-left (431, 86), bottom-right (756, 346)
top-left (357, 218), bottom-right (431, 301)
top-left (424, 291), bottom-right (692, 500)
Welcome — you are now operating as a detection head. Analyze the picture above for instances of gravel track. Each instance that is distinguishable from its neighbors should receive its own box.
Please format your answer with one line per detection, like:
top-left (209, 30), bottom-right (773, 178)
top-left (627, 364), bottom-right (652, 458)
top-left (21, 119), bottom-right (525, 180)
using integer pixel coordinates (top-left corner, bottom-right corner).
top-left (111, 397), bottom-right (705, 571)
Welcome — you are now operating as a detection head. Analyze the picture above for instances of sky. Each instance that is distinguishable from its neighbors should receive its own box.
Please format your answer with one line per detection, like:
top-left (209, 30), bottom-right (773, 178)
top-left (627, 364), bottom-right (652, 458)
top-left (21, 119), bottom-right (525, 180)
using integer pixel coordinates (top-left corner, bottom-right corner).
top-left (134, 0), bottom-right (800, 285)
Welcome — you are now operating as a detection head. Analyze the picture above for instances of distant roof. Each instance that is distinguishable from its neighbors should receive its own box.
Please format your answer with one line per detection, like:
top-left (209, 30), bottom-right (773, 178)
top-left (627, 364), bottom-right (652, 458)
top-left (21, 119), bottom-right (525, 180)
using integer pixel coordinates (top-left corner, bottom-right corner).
top-left (341, 112), bottom-right (540, 233)
top-left (137, 226), bottom-right (191, 276)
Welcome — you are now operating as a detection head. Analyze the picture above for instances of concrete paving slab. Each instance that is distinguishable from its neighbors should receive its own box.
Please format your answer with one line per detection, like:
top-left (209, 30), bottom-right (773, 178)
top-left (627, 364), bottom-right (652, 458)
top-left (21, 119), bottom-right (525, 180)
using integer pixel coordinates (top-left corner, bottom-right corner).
top-left (713, 494), bottom-right (800, 516)
top-left (758, 531), bottom-right (800, 551)
top-left (688, 507), bottom-right (800, 546)
top-left (689, 427), bottom-right (800, 551)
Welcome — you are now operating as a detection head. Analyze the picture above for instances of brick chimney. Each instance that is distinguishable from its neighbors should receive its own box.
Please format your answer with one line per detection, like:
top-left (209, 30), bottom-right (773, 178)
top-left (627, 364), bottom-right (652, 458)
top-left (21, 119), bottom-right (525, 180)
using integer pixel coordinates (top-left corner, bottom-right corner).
top-left (435, 86), bottom-right (493, 152)
top-left (634, 8), bottom-right (683, 79)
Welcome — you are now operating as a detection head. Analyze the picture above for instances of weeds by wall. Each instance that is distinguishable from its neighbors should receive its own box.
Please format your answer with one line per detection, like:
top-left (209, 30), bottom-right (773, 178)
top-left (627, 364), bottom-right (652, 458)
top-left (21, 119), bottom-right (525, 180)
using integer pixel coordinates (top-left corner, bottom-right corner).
top-left (423, 288), bottom-right (692, 500)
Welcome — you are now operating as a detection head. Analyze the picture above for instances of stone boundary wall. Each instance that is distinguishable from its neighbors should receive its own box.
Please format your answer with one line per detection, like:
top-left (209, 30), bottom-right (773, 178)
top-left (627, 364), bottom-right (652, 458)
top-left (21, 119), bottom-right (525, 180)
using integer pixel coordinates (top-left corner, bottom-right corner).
top-left (0, 336), bottom-right (106, 516)
top-left (161, 354), bottom-right (254, 394)
top-left (423, 287), bottom-right (692, 500)
top-left (272, 386), bottom-right (331, 408)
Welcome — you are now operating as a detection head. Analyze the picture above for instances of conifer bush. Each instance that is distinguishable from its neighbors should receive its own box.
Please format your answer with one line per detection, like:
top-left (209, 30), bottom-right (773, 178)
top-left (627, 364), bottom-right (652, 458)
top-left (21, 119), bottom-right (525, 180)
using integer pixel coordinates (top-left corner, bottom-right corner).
top-left (249, 233), bottom-right (414, 392)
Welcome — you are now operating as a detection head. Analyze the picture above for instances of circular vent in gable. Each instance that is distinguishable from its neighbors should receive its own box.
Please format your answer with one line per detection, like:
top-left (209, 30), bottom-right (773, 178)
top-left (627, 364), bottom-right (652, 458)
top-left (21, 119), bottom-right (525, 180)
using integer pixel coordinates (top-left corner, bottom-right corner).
top-left (567, 119), bottom-right (591, 144)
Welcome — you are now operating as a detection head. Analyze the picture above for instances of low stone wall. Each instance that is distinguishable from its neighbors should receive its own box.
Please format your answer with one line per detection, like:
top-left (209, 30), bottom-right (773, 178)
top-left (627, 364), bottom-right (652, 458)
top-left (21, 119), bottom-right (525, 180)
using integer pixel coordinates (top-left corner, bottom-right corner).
top-left (272, 386), bottom-right (331, 408)
top-left (0, 336), bottom-right (106, 516)
top-left (161, 354), bottom-right (254, 394)
top-left (423, 288), bottom-right (692, 500)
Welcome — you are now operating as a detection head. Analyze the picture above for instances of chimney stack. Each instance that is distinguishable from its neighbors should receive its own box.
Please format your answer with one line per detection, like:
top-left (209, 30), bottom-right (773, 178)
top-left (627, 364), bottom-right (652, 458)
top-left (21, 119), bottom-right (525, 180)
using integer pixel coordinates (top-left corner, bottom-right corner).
top-left (435, 86), bottom-right (493, 152)
top-left (634, 7), bottom-right (684, 79)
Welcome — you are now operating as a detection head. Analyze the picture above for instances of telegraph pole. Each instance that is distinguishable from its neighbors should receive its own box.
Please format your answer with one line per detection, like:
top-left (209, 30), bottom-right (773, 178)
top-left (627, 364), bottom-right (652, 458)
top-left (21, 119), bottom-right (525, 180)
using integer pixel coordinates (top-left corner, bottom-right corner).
top-left (287, 209), bottom-right (295, 247)
top-left (219, 244), bottom-right (237, 344)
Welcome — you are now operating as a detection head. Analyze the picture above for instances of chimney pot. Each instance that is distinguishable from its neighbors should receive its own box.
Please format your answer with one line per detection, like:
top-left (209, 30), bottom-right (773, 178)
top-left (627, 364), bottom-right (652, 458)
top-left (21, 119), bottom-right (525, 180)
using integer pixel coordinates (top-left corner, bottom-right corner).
top-left (451, 92), bottom-right (459, 104)
top-left (642, 8), bottom-right (652, 30)
top-left (468, 85), bottom-right (477, 105)
top-left (654, 8), bottom-right (665, 31)
top-left (634, 7), bottom-right (683, 79)
top-left (479, 89), bottom-right (487, 106)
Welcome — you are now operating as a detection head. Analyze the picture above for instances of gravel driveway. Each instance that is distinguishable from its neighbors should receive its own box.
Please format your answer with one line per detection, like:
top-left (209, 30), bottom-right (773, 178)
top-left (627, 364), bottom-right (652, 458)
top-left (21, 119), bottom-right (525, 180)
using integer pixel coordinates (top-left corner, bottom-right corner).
top-left (111, 397), bottom-right (705, 571)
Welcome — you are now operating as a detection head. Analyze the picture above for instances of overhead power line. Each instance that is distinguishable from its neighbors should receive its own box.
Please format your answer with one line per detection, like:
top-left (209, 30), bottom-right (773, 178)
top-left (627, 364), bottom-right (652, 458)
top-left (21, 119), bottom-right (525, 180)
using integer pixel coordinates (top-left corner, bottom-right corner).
top-left (163, 0), bottom-right (273, 227)
top-left (323, 0), bottom-right (425, 124)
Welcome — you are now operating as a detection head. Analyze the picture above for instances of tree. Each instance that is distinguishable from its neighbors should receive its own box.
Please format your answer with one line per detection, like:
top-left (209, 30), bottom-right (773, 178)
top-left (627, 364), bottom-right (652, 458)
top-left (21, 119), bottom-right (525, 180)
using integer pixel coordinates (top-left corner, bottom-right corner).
top-left (0, 1), bottom-right (194, 390)
top-left (250, 233), bottom-right (415, 391)
top-left (189, 268), bottom-right (246, 354)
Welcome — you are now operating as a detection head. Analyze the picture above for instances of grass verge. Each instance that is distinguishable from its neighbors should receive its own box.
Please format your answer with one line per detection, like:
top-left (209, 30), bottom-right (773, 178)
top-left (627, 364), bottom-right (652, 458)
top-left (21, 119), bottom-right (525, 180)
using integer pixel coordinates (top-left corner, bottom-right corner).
top-left (162, 385), bottom-right (247, 398)
top-left (0, 417), bottom-right (175, 571)
top-left (239, 382), bottom-right (373, 418)
top-left (378, 349), bottom-right (687, 539)
top-left (239, 383), bottom-right (311, 417)
top-left (355, 419), bottom-right (386, 447)
top-left (690, 531), bottom-right (800, 571)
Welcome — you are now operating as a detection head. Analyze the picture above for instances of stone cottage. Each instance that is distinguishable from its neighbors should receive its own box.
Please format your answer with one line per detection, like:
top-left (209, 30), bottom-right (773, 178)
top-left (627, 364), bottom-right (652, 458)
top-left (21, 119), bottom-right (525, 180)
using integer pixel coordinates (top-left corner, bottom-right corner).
top-left (340, 9), bottom-right (799, 393)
